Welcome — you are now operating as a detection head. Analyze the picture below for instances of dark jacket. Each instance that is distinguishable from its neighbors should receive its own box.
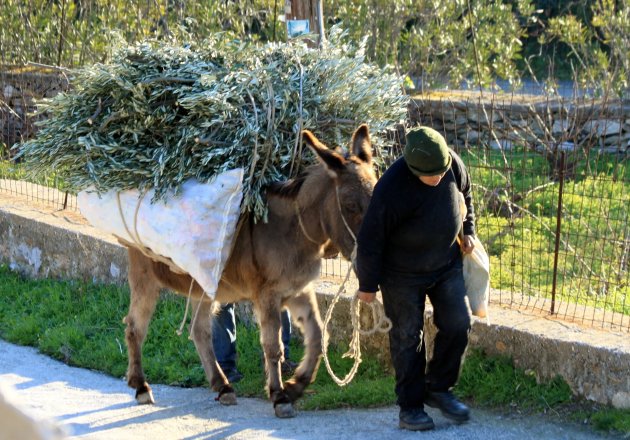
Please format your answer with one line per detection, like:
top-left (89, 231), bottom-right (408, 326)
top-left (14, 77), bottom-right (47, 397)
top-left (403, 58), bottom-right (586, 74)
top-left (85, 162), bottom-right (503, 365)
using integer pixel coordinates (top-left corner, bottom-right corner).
top-left (355, 149), bottom-right (475, 293)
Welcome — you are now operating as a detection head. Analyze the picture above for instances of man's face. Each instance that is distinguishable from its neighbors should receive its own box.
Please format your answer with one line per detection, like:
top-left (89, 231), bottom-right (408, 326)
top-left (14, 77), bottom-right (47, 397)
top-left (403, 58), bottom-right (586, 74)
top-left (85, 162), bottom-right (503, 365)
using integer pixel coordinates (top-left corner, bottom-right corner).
top-left (418, 172), bottom-right (446, 187)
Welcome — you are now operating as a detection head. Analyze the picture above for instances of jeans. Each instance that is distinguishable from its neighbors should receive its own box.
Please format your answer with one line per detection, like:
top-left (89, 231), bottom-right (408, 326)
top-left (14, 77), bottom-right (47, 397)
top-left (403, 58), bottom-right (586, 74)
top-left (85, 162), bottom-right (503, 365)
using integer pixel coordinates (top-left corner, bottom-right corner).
top-left (381, 258), bottom-right (471, 410)
top-left (213, 303), bottom-right (292, 372)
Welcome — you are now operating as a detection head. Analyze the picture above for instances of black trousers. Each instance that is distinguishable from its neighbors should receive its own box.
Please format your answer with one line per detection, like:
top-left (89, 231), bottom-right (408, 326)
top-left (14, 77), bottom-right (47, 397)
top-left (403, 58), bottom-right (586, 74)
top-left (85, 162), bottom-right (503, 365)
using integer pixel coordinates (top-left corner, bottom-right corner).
top-left (381, 258), bottom-right (471, 410)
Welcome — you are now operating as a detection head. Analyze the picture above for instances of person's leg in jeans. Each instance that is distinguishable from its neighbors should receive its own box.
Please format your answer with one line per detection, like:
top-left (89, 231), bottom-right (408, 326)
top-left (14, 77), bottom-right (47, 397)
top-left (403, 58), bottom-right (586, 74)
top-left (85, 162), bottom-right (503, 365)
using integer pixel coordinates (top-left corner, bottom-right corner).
top-left (213, 303), bottom-right (243, 382)
top-left (281, 309), bottom-right (292, 359)
top-left (280, 309), bottom-right (297, 374)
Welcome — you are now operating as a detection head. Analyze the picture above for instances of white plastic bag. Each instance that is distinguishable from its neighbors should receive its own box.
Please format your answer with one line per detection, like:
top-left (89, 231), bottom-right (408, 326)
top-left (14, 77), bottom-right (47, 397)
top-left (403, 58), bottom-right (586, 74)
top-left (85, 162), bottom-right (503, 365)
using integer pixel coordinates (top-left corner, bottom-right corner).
top-left (462, 237), bottom-right (490, 318)
top-left (458, 191), bottom-right (490, 318)
top-left (78, 168), bottom-right (244, 299)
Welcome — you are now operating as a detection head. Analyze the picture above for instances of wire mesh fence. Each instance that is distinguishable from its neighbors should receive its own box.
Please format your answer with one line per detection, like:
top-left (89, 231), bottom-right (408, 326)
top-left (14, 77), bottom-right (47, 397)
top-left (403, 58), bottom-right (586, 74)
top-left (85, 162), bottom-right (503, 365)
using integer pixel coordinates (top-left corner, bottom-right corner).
top-left (413, 93), bottom-right (628, 332)
top-left (320, 92), bottom-right (629, 333)
top-left (1, 1), bottom-right (628, 332)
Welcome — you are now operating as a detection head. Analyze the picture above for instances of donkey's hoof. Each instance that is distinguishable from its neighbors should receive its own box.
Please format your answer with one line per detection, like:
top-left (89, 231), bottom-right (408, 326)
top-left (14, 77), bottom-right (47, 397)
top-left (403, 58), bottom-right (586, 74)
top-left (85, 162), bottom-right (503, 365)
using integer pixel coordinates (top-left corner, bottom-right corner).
top-left (274, 402), bottom-right (295, 418)
top-left (136, 388), bottom-right (155, 405)
top-left (283, 377), bottom-right (309, 403)
top-left (215, 384), bottom-right (237, 406)
top-left (218, 392), bottom-right (237, 406)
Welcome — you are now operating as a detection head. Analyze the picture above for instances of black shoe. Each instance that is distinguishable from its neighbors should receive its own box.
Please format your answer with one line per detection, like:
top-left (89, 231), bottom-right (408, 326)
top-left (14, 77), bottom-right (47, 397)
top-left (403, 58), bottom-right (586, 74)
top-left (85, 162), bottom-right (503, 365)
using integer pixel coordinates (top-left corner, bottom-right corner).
top-left (425, 390), bottom-right (470, 423)
top-left (224, 369), bottom-right (243, 383)
top-left (399, 408), bottom-right (435, 431)
top-left (281, 359), bottom-right (298, 375)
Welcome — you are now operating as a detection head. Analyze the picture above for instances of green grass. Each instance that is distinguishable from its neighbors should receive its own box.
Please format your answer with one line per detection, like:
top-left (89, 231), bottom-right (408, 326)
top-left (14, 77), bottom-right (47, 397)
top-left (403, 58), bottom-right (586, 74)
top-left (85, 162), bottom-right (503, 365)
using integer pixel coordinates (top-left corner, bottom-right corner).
top-left (458, 350), bottom-right (573, 410)
top-left (0, 264), bottom-right (628, 435)
top-left (460, 149), bottom-right (629, 317)
top-left (0, 160), bottom-right (71, 191)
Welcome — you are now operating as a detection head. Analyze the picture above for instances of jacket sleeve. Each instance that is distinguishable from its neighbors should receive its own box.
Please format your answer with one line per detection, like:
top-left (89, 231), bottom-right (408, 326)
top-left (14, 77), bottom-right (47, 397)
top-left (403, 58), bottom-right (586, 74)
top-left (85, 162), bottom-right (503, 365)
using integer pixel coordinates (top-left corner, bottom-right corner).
top-left (451, 150), bottom-right (476, 236)
top-left (355, 182), bottom-right (393, 293)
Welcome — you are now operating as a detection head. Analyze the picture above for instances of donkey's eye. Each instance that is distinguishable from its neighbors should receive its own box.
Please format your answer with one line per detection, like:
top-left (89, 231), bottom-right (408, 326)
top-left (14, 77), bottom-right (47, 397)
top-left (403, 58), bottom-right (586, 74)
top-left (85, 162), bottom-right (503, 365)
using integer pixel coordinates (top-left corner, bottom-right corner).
top-left (345, 202), bottom-right (360, 214)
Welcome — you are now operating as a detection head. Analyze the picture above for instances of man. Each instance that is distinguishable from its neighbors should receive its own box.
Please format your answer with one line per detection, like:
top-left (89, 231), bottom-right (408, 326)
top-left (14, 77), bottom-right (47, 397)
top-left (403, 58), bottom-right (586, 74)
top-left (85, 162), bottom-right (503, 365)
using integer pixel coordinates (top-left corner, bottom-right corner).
top-left (213, 303), bottom-right (296, 383)
top-left (355, 126), bottom-right (475, 431)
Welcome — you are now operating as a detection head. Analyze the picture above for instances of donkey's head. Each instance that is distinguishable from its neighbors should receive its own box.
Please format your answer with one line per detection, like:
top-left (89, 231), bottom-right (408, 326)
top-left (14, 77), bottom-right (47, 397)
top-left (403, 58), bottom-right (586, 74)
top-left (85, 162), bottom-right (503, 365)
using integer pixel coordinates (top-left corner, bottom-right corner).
top-left (300, 124), bottom-right (377, 260)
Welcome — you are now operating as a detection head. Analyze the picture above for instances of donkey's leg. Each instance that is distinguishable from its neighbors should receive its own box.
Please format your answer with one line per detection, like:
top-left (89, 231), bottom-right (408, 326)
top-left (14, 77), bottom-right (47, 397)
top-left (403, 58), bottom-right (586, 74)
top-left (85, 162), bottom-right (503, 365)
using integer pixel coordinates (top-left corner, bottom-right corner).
top-left (124, 248), bottom-right (161, 404)
top-left (282, 284), bottom-right (323, 403)
top-left (255, 298), bottom-right (294, 418)
top-left (189, 297), bottom-right (237, 406)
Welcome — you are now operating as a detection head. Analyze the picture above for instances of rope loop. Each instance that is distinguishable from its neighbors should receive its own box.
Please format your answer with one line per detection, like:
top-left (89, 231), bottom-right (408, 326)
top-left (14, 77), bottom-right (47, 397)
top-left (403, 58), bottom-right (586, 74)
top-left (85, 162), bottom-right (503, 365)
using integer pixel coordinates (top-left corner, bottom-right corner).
top-left (320, 187), bottom-right (392, 386)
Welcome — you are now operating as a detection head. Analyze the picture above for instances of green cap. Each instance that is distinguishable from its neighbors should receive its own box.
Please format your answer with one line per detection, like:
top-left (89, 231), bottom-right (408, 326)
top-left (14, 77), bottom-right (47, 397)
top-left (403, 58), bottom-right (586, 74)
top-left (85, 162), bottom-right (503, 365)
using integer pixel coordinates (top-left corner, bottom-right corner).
top-left (404, 126), bottom-right (452, 176)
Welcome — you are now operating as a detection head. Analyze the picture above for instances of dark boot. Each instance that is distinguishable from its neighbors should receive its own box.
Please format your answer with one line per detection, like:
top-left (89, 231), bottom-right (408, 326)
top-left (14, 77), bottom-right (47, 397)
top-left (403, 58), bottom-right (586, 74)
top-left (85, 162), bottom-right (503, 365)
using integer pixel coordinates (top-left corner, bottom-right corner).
top-left (281, 359), bottom-right (298, 375)
top-left (223, 368), bottom-right (243, 383)
top-left (399, 408), bottom-right (435, 431)
top-left (425, 390), bottom-right (470, 423)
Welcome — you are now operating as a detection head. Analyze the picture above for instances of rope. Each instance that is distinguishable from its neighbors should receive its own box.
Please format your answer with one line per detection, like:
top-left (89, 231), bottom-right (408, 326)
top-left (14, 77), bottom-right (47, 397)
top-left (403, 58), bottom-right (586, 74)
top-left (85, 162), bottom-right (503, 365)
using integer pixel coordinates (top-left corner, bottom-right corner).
top-left (294, 201), bottom-right (320, 244)
top-left (177, 278), bottom-right (196, 337)
top-left (289, 62), bottom-right (305, 177)
top-left (115, 190), bottom-right (146, 247)
top-left (320, 187), bottom-right (392, 386)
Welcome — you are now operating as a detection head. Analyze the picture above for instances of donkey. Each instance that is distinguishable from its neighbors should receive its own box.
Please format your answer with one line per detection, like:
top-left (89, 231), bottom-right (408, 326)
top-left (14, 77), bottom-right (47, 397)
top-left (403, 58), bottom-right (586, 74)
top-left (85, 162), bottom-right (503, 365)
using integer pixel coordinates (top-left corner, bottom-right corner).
top-left (123, 124), bottom-right (377, 418)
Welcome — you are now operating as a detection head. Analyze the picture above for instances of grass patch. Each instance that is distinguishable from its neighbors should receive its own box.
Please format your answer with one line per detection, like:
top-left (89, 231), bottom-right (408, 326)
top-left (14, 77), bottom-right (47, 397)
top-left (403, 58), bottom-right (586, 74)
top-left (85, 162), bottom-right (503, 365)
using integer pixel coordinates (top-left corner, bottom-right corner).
top-left (0, 264), bottom-right (627, 435)
top-left (0, 160), bottom-right (71, 191)
top-left (589, 408), bottom-right (630, 434)
top-left (458, 349), bottom-right (573, 410)
top-left (0, 265), bottom-right (394, 407)
top-left (460, 149), bottom-right (629, 317)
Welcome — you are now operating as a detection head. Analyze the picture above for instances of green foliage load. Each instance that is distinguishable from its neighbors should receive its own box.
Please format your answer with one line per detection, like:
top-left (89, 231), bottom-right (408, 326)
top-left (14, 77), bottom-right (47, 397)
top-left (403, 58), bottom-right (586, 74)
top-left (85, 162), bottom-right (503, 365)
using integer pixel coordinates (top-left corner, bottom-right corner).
top-left (16, 29), bottom-right (408, 220)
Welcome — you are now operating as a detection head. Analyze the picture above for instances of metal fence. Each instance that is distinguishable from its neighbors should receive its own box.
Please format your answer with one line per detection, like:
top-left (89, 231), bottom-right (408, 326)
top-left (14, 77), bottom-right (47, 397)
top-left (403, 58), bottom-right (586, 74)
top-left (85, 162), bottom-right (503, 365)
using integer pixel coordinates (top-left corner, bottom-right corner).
top-left (317, 92), bottom-right (630, 333)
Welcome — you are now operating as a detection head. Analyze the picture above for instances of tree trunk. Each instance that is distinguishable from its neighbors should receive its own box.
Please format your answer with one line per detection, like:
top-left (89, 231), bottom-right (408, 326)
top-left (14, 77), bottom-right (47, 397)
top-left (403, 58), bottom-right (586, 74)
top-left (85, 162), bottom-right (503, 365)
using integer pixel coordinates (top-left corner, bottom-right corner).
top-left (287, 0), bottom-right (325, 46)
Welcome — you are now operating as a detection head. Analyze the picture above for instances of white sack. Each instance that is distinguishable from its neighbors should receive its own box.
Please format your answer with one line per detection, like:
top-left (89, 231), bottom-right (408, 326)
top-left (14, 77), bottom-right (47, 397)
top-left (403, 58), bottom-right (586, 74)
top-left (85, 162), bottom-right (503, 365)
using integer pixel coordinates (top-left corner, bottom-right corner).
top-left (78, 168), bottom-right (244, 299)
top-left (458, 191), bottom-right (490, 319)
top-left (462, 237), bottom-right (490, 318)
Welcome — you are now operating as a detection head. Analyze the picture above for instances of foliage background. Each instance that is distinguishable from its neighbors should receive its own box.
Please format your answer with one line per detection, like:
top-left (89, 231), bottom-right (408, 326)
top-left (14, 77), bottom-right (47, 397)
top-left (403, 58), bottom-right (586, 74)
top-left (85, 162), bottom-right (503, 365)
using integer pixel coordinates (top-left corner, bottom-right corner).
top-left (1, 0), bottom-right (628, 97)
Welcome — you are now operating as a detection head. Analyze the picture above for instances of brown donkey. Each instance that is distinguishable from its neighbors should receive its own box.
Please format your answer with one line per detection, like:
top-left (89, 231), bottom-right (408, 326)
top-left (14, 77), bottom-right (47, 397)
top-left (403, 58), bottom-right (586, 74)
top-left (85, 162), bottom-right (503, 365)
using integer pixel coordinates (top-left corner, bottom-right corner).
top-left (124, 124), bottom-right (377, 418)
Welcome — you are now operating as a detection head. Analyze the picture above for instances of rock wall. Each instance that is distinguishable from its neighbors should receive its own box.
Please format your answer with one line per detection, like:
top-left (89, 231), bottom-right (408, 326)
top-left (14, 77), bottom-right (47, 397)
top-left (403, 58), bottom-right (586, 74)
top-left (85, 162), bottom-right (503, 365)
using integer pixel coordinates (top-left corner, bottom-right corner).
top-left (2, 70), bottom-right (629, 158)
top-left (409, 91), bottom-right (630, 154)
top-left (0, 66), bottom-right (70, 152)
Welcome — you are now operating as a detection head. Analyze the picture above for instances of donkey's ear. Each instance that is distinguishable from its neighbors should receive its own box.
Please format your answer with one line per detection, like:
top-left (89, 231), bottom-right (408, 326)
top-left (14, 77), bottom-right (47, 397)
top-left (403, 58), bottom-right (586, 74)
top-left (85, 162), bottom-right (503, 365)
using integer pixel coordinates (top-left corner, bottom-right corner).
top-left (302, 130), bottom-right (346, 173)
top-left (351, 124), bottom-right (372, 164)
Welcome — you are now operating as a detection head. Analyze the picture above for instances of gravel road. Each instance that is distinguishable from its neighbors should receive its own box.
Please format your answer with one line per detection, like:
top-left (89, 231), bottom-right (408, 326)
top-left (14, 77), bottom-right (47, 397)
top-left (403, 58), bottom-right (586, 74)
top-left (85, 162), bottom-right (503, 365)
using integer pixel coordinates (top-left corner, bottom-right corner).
top-left (0, 340), bottom-right (611, 440)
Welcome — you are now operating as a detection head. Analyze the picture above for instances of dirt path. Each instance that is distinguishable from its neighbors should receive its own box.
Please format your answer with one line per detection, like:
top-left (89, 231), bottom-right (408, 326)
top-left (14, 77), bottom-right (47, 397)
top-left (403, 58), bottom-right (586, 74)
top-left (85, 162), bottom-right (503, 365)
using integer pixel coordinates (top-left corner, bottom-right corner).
top-left (0, 340), bottom-right (612, 440)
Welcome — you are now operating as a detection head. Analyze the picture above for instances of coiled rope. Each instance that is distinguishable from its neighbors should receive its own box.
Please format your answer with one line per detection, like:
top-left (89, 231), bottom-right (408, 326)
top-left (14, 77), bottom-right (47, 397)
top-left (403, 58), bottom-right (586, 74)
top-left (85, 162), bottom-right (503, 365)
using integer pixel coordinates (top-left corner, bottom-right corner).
top-left (319, 187), bottom-right (392, 386)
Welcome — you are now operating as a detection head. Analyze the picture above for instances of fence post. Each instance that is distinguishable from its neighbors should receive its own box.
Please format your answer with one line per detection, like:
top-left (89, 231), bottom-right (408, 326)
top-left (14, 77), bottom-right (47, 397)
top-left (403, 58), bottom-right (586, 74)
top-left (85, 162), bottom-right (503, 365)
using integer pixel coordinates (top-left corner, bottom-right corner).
top-left (550, 151), bottom-right (566, 315)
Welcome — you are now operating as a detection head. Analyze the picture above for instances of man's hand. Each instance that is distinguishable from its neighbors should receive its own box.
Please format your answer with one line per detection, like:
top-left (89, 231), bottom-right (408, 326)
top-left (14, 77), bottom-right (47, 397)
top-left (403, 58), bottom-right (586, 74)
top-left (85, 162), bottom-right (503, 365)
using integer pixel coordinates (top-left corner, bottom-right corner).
top-left (357, 290), bottom-right (376, 303)
top-left (460, 234), bottom-right (475, 254)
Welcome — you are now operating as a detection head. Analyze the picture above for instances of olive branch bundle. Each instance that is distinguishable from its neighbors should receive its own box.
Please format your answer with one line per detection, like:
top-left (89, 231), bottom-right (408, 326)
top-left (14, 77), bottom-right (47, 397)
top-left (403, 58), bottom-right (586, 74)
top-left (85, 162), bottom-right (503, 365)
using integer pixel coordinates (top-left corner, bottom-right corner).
top-left (17, 28), bottom-right (408, 220)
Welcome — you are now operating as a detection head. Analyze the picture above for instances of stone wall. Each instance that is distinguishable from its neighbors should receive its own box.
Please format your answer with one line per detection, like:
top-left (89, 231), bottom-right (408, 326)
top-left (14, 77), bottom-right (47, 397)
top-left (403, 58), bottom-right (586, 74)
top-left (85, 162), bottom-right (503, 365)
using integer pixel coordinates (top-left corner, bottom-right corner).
top-left (0, 66), bottom-right (70, 151)
top-left (409, 91), bottom-right (630, 154)
top-left (3, 69), bottom-right (629, 157)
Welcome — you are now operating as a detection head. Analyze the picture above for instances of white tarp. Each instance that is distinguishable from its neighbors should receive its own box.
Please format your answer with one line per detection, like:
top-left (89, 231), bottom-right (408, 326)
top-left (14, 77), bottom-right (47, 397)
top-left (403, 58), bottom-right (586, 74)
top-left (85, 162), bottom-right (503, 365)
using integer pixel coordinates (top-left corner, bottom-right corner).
top-left (78, 168), bottom-right (244, 299)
